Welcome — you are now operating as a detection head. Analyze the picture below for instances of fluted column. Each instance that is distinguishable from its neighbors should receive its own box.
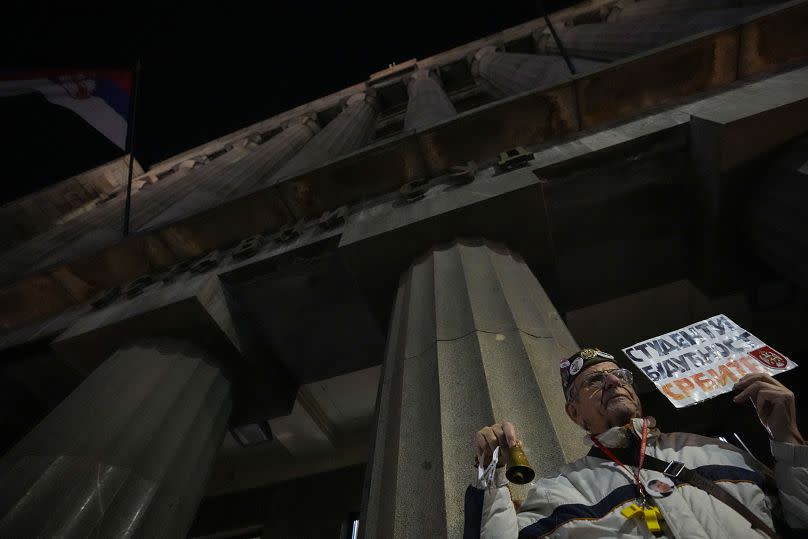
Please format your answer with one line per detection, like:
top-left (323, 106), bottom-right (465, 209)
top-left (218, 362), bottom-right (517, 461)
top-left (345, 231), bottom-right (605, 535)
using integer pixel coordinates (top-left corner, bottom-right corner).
top-left (403, 69), bottom-right (457, 131)
top-left (470, 46), bottom-right (605, 97)
top-left (3, 114), bottom-right (322, 265)
top-left (539, 6), bottom-right (762, 61)
top-left (231, 114), bottom-right (321, 194)
top-left (271, 91), bottom-right (379, 181)
top-left (362, 240), bottom-right (587, 538)
top-left (0, 338), bottom-right (232, 538)
top-left (135, 115), bottom-right (321, 230)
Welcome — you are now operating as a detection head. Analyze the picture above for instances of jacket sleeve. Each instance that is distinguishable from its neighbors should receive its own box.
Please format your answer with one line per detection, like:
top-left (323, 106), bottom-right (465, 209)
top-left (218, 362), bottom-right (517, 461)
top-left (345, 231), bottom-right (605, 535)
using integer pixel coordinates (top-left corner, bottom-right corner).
top-left (464, 468), bottom-right (519, 538)
top-left (465, 469), bottom-right (560, 538)
top-left (770, 441), bottom-right (808, 529)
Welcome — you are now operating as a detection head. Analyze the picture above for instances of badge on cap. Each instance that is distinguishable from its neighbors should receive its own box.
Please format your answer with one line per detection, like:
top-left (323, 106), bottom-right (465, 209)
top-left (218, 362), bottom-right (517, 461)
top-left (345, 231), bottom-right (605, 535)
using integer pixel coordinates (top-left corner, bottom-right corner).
top-left (645, 477), bottom-right (675, 498)
top-left (580, 349), bottom-right (597, 360)
top-left (580, 348), bottom-right (615, 360)
top-left (569, 357), bottom-right (584, 375)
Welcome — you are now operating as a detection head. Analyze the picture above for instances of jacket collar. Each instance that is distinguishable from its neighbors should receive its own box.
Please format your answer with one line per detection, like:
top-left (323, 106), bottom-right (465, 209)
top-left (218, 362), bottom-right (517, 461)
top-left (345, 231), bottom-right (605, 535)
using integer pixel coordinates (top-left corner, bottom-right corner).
top-left (585, 416), bottom-right (661, 448)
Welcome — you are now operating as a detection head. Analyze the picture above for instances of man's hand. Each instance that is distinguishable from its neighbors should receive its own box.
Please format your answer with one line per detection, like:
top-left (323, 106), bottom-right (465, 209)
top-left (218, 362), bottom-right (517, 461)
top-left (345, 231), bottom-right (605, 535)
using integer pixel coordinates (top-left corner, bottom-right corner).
top-left (733, 373), bottom-right (805, 445)
top-left (475, 421), bottom-right (519, 468)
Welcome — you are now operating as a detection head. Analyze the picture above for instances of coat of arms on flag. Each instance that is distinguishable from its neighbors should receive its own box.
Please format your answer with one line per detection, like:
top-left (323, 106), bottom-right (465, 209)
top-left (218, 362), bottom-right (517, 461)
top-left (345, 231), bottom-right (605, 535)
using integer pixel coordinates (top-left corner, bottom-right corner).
top-left (0, 69), bottom-right (133, 149)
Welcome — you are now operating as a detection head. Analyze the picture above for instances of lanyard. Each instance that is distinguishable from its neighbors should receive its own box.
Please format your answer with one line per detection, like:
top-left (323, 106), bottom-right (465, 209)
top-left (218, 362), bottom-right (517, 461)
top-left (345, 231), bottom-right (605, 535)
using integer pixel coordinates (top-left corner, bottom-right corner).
top-left (592, 417), bottom-right (649, 505)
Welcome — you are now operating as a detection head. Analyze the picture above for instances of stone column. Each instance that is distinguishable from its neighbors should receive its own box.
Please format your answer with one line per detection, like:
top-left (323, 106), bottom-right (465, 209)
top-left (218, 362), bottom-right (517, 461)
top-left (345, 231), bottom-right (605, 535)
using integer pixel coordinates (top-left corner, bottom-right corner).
top-left (6, 113), bottom-right (321, 262)
top-left (0, 338), bottom-right (232, 538)
top-left (403, 69), bottom-right (457, 131)
top-left (135, 115), bottom-right (321, 230)
top-left (231, 115), bottom-right (321, 194)
top-left (362, 240), bottom-right (587, 538)
top-left (538, 7), bottom-right (761, 61)
top-left (272, 91), bottom-right (379, 181)
top-left (470, 46), bottom-right (605, 97)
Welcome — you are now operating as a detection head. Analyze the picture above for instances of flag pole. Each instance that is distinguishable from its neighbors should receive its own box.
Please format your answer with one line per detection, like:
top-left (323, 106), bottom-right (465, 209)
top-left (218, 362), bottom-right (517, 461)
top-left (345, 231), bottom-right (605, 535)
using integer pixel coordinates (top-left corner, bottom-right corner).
top-left (122, 59), bottom-right (141, 237)
top-left (538, 1), bottom-right (576, 75)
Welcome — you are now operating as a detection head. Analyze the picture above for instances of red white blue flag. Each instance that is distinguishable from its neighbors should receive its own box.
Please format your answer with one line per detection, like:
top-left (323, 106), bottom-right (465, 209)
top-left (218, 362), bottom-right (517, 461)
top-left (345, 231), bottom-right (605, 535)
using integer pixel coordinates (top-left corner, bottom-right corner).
top-left (0, 69), bottom-right (133, 149)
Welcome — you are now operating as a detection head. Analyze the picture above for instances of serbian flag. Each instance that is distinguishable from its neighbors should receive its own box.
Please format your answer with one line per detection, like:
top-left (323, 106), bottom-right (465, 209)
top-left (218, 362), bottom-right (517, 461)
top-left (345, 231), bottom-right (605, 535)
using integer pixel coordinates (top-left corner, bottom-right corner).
top-left (0, 69), bottom-right (133, 150)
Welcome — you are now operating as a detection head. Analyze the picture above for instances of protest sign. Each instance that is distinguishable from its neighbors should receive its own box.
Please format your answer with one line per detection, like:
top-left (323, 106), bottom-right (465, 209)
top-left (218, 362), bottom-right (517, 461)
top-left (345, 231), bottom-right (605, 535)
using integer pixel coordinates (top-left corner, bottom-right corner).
top-left (622, 314), bottom-right (797, 408)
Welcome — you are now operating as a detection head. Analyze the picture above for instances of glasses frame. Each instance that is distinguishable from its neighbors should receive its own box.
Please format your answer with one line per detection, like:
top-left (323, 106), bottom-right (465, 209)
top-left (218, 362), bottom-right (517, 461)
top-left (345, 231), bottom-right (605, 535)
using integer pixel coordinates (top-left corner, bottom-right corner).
top-left (568, 367), bottom-right (634, 402)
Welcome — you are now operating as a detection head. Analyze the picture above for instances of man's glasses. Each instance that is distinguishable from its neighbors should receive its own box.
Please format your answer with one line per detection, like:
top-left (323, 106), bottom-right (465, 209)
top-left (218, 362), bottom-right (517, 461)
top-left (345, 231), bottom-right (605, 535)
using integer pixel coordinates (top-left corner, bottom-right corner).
top-left (569, 368), bottom-right (634, 401)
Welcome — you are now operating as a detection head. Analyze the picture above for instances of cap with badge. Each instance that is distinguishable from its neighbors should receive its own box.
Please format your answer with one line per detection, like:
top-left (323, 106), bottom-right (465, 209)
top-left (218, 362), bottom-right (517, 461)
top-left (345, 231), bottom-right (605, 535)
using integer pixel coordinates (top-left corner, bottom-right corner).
top-left (560, 348), bottom-right (616, 400)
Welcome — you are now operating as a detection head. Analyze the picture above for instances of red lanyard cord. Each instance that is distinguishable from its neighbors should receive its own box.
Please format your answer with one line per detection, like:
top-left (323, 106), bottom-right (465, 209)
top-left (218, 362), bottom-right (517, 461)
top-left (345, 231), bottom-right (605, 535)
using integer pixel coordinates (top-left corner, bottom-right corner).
top-left (592, 418), bottom-right (649, 502)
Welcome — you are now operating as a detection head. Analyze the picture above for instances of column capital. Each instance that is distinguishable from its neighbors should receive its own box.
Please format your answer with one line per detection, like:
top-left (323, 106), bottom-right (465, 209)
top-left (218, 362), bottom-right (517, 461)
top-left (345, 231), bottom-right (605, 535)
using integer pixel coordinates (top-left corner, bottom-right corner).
top-left (225, 137), bottom-right (251, 151)
top-left (282, 113), bottom-right (321, 134)
top-left (469, 45), bottom-right (499, 78)
top-left (406, 68), bottom-right (438, 83)
top-left (53, 274), bottom-right (243, 376)
top-left (344, 88), bottom-right (379, 111)
top-left (53, 270), bottom-right (298, 428)
top-left (531, 27), bottom-right (552, 53)
top-left (470, 45), bottom-right (497, 63)
top-left (174, 158), bottom-right (197, 172)
top-left (604, 0), bottom-right (626, 21)
top-left (340, 166), bottom-right (551, 322)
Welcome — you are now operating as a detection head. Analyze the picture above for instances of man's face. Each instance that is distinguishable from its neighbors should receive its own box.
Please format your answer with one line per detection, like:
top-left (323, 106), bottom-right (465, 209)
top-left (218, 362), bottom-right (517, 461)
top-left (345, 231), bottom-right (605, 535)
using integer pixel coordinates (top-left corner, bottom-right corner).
top-left (650, 480), bottom-right (672, 494)
top-left (564, 361), bottom-right (643, 435)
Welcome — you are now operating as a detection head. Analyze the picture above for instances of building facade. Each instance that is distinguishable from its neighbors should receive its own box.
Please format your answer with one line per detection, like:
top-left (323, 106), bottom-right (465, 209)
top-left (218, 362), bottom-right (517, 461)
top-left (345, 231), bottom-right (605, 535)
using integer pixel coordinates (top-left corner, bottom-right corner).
top-left (1, 0), bottom-right (807, 536)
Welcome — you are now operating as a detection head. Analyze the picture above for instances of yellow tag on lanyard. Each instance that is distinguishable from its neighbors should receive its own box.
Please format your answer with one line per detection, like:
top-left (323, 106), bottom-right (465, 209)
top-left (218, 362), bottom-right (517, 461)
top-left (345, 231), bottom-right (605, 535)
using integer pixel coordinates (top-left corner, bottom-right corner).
top-left (620, 503), bottom-right (643, 519)
top-left (642, 506), bottom-right (663, 533)
top-left (621, 503), bottom-right (664, 534)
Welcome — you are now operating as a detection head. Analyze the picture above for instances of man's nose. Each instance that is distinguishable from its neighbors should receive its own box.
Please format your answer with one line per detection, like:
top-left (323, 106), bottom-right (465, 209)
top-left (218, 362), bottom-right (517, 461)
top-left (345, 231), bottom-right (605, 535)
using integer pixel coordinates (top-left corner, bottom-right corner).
top-left (602, 373), bottom-right (622, 390)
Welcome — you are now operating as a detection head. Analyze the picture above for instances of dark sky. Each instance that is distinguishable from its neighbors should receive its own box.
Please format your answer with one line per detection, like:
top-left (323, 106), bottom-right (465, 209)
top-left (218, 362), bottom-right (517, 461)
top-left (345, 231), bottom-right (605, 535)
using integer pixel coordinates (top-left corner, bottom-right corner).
top-left (1, 1), bottom-right (575, 204)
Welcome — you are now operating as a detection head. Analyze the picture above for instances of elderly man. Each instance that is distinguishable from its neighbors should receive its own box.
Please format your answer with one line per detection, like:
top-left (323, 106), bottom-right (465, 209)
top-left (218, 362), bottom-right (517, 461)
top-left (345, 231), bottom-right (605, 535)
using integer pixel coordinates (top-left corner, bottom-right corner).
top-left (467, 348), bottom-right (808, 538)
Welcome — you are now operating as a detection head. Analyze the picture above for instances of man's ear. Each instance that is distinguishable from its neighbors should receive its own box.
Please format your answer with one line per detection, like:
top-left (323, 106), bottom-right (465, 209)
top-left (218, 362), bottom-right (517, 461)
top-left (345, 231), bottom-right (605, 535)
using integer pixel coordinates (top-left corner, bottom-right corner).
top-left (565, 400), bottom-right (580, 425)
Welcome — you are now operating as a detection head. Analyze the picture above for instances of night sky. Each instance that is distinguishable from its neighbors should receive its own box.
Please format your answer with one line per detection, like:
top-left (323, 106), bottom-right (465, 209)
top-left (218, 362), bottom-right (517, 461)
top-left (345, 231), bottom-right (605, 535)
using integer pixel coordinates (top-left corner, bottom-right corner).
top-left (1, 1), bottom-right (575, 205)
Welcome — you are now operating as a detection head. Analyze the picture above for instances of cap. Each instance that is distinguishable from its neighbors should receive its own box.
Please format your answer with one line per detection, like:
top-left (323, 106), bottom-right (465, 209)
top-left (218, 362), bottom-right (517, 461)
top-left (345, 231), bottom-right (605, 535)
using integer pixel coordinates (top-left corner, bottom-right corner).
top-left (560, 348), bottom-right (616, 400)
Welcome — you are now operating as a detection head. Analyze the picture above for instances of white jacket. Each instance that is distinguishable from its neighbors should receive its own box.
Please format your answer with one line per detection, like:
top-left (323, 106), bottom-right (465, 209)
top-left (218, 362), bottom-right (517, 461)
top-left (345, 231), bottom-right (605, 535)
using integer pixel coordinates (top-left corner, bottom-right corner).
top-left (466, 418), bottom-right (808, 538)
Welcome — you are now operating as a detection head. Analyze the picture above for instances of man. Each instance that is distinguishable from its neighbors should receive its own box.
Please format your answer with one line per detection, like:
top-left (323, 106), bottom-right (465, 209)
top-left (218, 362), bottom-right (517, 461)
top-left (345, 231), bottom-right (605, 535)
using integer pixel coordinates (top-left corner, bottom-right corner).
top-left (467, 348), bottom-right (808, 538)
top-left (646, 479), bottom-right (673, 497)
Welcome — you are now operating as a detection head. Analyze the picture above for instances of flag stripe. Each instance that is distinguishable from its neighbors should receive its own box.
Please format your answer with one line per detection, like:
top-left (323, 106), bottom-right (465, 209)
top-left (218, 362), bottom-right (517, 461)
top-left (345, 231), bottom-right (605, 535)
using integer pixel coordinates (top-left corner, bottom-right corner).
top-left (0, 69), bottom-right (132, 150)
top-left (92, 78), bottom-right (130, 118)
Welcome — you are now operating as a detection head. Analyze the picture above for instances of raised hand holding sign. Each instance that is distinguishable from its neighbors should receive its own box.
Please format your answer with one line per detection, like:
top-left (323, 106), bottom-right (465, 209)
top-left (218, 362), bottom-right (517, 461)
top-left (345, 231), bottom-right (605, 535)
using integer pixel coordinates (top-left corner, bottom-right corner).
top-left (734, 373), bottom-right (805, 445)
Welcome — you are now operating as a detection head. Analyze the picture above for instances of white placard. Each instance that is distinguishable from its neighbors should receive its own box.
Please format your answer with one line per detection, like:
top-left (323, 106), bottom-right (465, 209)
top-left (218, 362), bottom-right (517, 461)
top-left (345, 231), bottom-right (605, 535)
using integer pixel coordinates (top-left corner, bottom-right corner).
top-left (622, 314), bottom-right (797, 408)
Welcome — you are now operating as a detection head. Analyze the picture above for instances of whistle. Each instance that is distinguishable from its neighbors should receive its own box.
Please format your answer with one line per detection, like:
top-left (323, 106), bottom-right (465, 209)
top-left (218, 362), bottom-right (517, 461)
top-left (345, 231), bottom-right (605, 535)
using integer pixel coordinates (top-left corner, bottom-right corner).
top-left (506, 444), bottom-right (535, 484)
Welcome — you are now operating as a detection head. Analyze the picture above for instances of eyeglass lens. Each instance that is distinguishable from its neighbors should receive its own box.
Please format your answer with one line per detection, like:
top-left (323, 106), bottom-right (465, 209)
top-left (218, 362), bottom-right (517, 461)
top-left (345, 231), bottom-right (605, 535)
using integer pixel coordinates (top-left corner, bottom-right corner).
top-left (583, 369), bottom-right (632, 388)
